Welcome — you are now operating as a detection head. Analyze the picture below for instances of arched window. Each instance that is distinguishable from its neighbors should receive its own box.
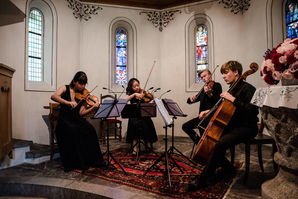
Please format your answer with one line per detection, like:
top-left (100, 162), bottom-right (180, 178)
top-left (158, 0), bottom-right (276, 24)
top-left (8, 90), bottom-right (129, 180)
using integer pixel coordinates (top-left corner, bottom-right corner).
top-left (285, 0), bottom-right (298, 39)
top-left (115, 28), bottom-right (128, 85)
top-left (26, 0), bottom-right (57, 91)
top-left (185, 14), bottom-right (214, 91)
top-left (28, 9), bottom-right (43, 82)
top-left (110, 18), bottom-right (136, 92)
top-left (195, 25), bottom-right (208, 83)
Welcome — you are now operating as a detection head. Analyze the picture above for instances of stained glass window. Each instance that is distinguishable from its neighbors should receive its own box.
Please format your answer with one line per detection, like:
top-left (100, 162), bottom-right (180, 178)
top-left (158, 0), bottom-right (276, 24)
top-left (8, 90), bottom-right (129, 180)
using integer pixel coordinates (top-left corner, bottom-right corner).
top-left (195, 25), bottom-right (208, 83)
top-left (286, 0), bottom-right (298, 39)
top-left (115, 28), bottom-right (128, 85)
top-left (28, 9), bottom-right (43, 82)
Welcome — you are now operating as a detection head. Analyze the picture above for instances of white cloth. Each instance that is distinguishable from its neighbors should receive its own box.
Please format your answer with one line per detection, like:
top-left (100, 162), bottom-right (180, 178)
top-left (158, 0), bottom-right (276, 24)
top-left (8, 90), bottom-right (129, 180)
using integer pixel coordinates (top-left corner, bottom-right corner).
top-left (251, 85), bottom-right (298, 109)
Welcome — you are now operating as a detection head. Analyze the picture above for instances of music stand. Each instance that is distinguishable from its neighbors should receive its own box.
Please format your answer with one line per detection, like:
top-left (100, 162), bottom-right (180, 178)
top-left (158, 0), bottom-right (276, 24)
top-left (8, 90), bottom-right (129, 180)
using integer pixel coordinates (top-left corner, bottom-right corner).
top-left (162, 98), bottom-right (197, 165)
top-left (121, 103), bottom-right (157, 159)
top-left (94, 98), bottom-right (128, 174)
top-left (143, 99), bottom-right (184, 187)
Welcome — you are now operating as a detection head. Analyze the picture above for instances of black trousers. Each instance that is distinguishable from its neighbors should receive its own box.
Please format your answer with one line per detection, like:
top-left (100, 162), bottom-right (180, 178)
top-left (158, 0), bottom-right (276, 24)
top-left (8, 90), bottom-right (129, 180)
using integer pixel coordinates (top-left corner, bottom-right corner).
top-left (182, 117), bottom-right (201, 143)
top-left (202, 126), bottom-right (258, 177)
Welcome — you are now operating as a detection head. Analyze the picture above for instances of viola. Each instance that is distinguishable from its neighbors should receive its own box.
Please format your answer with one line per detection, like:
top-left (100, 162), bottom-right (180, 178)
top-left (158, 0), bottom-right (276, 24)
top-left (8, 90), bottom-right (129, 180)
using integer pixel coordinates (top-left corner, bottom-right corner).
top-left (75, 88), bottom-right (99, 107)
top-left (135, 89), bottom-right (154, 103)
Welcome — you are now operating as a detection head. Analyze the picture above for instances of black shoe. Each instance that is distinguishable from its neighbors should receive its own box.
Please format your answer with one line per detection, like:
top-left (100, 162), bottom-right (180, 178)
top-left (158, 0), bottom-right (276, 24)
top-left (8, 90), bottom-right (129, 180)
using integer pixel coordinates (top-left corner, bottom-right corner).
top-left (93, 160), bottom-right (108, 168)
top-left (185, 176), bottom-right (207, 192)
top-left (216, 165), bottom-right (236, 178)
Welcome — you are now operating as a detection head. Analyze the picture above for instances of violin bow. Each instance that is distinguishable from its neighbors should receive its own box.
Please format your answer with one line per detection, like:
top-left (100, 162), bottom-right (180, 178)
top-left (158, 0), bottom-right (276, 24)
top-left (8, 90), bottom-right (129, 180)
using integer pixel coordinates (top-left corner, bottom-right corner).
top-left (143, 60), bottom-right (156, 91)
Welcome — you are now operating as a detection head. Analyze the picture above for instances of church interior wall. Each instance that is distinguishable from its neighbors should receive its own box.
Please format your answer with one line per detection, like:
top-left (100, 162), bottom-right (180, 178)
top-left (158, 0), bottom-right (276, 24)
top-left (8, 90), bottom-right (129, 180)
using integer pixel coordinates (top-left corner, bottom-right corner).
top-left (0, 0), bottom-right (284, 144)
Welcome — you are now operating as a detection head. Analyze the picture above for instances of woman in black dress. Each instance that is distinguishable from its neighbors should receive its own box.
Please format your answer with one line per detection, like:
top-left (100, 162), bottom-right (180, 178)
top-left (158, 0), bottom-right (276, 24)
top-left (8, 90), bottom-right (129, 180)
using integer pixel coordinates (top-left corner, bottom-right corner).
top-left (126, 78), bottom-right (158, 155)
top-left (51, 71), bottom-right (106, 172)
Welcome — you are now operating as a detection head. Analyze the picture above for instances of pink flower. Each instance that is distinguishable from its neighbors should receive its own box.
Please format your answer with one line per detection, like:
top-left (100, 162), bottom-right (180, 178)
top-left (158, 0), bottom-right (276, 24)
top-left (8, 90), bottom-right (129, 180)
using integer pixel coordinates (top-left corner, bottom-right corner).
top-left (261, 38), bottom-right (298, 85)
top-left (282, 69), bottom-right (294, 79)
top-left (294, 50), bottom-right (298, 59)
top-left (289, 61), bottom-right (298, 73)
top-left (272, 71), bottom-right (282, 80)
top-left (279, 56), bottom-right (287, 64)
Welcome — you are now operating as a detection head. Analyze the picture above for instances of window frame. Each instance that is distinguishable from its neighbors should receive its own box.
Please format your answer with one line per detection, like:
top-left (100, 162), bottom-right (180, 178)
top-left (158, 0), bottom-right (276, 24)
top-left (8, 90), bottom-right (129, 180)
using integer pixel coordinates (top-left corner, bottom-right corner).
top-left (109, 17), bottom-right (137, 93)
top-left (185, 14), bottom-right (214, 92)
top-left (25, 0), bottom-right (57, 91)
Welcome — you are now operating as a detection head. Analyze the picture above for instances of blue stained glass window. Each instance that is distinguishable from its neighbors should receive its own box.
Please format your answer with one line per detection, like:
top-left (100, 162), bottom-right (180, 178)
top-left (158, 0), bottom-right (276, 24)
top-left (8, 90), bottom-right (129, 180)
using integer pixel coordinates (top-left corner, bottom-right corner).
top-left (115, 28), bottom-right (127, 85)
top-left (28, 9), bottom-right (43, 81)
top-left (195, 25), bottom-right (208, 83)
top-left (286, 0), bottom-right (298, 39)
top-left (115, 67), bottom-right (128, 85)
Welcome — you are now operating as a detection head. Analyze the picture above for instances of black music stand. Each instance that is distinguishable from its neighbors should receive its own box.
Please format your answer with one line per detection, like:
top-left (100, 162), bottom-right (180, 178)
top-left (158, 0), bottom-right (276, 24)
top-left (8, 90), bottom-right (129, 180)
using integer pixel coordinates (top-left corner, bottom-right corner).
top-left (162, 99), bottom-right (197, 165)
top-left (121, 103), bottom-right (157, 159)
top-left (94, 98), bottom-right (128, 174)
top-left (143, 98), bottom-right (184, 187)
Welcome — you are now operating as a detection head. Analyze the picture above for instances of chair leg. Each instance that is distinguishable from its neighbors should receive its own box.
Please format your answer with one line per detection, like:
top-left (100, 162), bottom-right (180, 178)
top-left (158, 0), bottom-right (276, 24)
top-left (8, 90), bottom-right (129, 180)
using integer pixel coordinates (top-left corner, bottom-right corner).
top-left (257, 143), bottom-right (264, 172)
top-left (272, 143), bottom-right (279, 174)
top-left (244, 143), bottom-right (250, 184)
top-left (230, 146), bottom-right (235, 166)
top-left (119, 123), bottom-right (122, 141)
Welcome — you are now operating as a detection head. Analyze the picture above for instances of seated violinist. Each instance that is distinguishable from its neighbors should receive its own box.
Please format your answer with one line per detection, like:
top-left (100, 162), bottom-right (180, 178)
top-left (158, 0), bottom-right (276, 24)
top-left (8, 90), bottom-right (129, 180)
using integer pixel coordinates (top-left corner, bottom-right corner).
top-left (51, 71), bottom-right (106, 172)
top-left (186, 61), bottom-right (259, 191)
top-left (182, 69), bottom-right (222, 144)
top-left (126, 78), bottom-right (158, 155)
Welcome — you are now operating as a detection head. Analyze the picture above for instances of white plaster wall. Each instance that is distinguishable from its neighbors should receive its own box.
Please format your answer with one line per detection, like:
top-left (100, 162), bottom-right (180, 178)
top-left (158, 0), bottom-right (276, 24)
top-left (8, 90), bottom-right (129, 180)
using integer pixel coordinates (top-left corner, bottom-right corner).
top-left (0, 0), bottom-right (80, 144)
top-left (0, 0), bottom-right (284, 144)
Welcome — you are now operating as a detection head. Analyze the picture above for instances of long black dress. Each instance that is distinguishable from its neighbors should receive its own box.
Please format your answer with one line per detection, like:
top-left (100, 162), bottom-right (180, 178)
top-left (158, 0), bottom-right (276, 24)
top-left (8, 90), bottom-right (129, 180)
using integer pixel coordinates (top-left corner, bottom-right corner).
top-left (126, 97), bottom-right (158, 145)
top-left (55, 85), bottom-right (104, 171)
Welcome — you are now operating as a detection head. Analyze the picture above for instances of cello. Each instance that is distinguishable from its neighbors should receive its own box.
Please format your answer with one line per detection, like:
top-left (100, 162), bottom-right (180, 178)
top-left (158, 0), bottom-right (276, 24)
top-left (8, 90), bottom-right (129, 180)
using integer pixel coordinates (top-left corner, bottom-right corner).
top-left (191, 62), bottom-right (258, 162)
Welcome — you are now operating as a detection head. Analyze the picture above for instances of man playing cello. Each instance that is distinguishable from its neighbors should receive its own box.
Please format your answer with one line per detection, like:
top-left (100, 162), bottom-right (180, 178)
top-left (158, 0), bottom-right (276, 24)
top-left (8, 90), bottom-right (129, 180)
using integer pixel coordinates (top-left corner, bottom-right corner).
top-left (186, 61), bottom-right (259, 191)
top-left (183, 69), bottom-right (222, 144)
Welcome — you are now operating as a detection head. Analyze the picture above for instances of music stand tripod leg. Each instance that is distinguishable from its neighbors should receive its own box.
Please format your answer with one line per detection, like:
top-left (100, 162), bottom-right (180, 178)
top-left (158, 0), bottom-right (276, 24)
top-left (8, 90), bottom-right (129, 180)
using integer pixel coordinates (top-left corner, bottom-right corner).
top-left (104, 121), bottom-right (127, 175)
top-left (168, 118), bottom-right (197, 166)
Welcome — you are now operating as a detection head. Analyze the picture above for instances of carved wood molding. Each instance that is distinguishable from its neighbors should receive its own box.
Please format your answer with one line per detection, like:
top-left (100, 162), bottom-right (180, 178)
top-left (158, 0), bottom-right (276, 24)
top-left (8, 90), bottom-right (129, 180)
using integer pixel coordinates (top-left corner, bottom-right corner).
top-left (139, 10), bottom-right (181, 32)
top-left (67, 0), bottom-right (102, 21)
top-left (218, 0), bottom-right (251, 14)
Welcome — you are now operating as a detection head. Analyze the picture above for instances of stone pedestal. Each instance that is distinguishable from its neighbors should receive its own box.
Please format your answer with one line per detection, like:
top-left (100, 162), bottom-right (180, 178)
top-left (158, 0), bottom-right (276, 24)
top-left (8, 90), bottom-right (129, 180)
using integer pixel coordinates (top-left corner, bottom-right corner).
top-left (261, 106), bottom-right (298, 199)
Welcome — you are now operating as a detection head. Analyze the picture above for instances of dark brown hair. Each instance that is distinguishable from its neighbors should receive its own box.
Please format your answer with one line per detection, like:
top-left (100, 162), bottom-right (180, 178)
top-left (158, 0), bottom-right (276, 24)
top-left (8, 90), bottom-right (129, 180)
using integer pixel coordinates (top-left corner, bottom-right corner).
top-left (69, 71), bottom-right (88, 88)
top-left (126, 78), bottom-right (139, 95)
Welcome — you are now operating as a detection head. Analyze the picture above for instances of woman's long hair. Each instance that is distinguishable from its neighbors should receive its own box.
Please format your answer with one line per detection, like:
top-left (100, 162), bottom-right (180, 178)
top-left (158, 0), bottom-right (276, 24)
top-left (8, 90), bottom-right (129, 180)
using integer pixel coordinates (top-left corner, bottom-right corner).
top-left (69, 71), bottom-right (88, 88)
top-left (126, 78), bottom-right (139, 95)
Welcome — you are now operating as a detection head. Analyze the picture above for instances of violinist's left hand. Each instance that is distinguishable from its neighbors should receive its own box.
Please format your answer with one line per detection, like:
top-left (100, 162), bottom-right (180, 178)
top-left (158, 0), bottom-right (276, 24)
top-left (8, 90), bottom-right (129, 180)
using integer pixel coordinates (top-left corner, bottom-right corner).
top-left (220, 92), bottom-right (236, 103)
top-left (92, 101), bottom-right (100, 109)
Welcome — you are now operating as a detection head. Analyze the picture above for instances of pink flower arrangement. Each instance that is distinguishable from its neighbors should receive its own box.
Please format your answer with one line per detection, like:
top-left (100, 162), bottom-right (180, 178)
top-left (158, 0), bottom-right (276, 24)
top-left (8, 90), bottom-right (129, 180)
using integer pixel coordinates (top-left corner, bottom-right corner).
top-left (261, 38), bottom-right (298, 85)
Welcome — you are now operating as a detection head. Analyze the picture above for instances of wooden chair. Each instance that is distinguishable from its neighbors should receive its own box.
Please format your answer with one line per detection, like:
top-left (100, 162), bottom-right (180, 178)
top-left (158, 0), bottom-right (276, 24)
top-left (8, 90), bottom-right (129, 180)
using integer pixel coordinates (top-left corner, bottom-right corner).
top-left (98, 94), bottom-right (122, 143)
top-left (230, 119), bottom-right (278, 184)
top-left (49, 103), bottom-right (60, 160)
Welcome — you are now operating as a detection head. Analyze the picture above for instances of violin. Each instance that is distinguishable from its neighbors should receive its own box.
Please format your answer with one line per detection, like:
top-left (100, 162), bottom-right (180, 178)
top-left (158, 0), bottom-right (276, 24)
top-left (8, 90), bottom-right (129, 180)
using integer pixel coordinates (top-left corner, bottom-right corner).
top-left (75, 88), bottom-right (99, 107)
top-left (135, 89), bottom-right (154, 103)
top-left (187, 81), bottom-right (215, 104)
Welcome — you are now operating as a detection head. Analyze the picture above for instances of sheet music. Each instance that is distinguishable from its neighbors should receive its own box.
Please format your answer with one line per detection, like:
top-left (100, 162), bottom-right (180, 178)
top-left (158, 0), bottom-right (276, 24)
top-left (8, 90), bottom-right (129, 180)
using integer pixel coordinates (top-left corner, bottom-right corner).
top-left (154, 98), bottom-right (173, 126)
top-left (94, 98), bottom-right (128, 118)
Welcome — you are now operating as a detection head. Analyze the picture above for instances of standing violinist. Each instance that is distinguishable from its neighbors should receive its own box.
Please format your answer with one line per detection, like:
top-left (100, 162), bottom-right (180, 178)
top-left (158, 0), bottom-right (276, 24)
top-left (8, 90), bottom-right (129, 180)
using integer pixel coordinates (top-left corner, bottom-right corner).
top-left (126, 78), bottom-right (158, 155)
top-left (51, 71), bottom-right (106, 172)
top-left (182, 69), bottom-right (222, 144)
top-left (186, 61), bottom-right (259, 191)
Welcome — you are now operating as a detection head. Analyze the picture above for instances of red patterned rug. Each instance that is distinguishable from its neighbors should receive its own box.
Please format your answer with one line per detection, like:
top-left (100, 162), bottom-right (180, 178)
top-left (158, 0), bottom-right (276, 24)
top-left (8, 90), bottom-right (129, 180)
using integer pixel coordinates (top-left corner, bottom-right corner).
top-left (72, 148), bottom-right (239, 199)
